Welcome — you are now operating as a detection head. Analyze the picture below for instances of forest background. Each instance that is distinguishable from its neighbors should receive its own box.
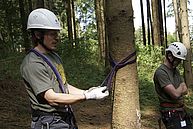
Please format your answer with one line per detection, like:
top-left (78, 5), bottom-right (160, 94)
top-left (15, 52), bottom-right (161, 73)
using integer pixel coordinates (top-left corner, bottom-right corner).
top-left (0, 0), bottom-right (193, 129)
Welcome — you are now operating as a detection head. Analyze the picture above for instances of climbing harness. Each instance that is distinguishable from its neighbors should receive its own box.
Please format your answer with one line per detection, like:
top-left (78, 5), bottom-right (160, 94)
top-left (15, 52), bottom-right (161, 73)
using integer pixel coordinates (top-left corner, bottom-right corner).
top-left (101, 51), bottom-right (137, 90)
top-left (157, 102), bottom-right (192, 129)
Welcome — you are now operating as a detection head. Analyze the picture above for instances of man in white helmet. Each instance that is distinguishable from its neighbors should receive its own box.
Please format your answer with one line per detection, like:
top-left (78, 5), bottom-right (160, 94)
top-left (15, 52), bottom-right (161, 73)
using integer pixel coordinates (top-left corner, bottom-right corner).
top-left (20, 8), bottom-right (109, 129)
top-left (153, 42), bottom-right (192, 129)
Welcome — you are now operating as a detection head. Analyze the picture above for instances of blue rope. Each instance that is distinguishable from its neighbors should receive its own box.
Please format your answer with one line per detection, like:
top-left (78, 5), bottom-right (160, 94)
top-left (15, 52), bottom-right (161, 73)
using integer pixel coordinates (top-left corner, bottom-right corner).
top-left (101, 51), bottom-right (137, 90)
top-left (30, 49), bottom-right (66, 93)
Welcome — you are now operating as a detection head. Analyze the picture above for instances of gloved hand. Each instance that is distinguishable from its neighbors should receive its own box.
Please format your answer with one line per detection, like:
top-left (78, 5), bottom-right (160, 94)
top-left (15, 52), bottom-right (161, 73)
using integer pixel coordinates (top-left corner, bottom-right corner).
top-left (84, 86), bottom-right (109, 100)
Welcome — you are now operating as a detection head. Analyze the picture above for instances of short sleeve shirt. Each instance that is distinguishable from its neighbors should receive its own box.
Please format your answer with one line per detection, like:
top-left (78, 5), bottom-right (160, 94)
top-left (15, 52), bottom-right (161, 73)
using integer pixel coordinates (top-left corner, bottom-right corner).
top-left (20, 51), bottom-right (68, 112)
top-left (153, 64), bottom-right (184, 104)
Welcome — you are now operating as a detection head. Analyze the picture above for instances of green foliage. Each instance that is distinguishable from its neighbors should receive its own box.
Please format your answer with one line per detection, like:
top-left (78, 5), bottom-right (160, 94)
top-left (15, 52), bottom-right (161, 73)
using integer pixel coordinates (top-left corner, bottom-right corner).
top-left (0, 52), bottom-right (24, 80)
top-left (167, 33), bottom-right (177, 43)
top-left (57, 37), bottom-right (104, 89)
top-left (139, 78), bottom-right (159, 110)
top-left (137, 43), bottom-right (164, 80)
top-left (136, 43), bottom-right (163, 110)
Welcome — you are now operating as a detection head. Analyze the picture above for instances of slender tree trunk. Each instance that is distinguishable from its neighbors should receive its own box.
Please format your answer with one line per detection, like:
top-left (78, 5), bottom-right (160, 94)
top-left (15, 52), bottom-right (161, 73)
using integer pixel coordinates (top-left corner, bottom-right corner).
top-left (179, 0), bottom-right (193, 88)
top-left (163, 0), bottom-right (168, 48)
top-left (72, 0), bottom-right (77, 46)
top-left (46, 0), bottom-right (54, 10)
top-left (28, 0), bottom-right (33, 12)
top-left (19, 0), bottom-right (30, 52)
top-left (95, 0), bottom-right (106, 64)
top-left (151, 0), bottom-right (160, 46)
top-left (151, 0), bottom-right (164, 47)
top-left (140, 0), bottom-right (146, 46)
top-left (65, 0), bottom-right (74, 48)
top-left (146, 0), bottom-right (153, 45)
top-left (173, 0), bottom-right (180, 41)
top-left (158, 0), bottom-right (164, 47)
top-left (36, 0), bottom-right (44, 8)
top-left (4, 0), bottom-right (14, 52)
top-left (105, 0), bottom-right (141, 128)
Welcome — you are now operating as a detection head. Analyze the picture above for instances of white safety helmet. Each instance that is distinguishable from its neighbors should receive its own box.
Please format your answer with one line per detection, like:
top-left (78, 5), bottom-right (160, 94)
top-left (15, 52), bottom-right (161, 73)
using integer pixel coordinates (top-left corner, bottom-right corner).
top-left (165, 42), bottom-right (187, 60)
top-left (27, 8), bottom-right (62, 30)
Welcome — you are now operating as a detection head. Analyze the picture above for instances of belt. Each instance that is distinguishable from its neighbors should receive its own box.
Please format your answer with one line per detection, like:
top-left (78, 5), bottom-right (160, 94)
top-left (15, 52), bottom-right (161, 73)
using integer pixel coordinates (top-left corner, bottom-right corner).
top-left (160, 107), bottom-right (186, 119)
top-left (160, 102), bottom-right (184, 108)
top-left (32, 110), bottom-right (70, 117)
top-left (160, 107), bottom-right (184, 113)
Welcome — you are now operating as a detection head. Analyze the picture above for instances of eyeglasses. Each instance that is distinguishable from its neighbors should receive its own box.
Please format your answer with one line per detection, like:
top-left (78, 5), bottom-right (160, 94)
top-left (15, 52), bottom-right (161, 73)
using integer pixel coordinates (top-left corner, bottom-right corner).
top-left (45, 31), bottom-right (59, 38)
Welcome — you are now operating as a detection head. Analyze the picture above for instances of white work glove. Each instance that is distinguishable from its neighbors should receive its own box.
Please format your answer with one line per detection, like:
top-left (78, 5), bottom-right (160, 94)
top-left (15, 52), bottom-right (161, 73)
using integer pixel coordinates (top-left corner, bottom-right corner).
top-left (84, 86), bottom-right (109, 100)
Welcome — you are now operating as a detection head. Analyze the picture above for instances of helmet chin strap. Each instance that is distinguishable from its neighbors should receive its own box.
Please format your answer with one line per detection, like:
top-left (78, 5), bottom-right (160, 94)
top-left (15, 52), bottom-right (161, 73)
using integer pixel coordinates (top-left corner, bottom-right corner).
top-left (38, 32), bottom-right (52, 52)
top-left (166, 53), bottom-right (176, 68)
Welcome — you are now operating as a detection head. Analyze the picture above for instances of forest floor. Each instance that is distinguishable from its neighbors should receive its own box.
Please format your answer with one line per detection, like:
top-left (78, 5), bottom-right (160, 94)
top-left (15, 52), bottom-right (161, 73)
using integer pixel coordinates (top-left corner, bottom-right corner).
top-left (0, 79), bottom-right (165, 129)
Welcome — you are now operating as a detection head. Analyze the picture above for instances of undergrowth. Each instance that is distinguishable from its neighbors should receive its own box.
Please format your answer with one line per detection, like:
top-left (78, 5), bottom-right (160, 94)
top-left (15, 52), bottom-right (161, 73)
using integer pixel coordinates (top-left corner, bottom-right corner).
top-left (1, 42), bottom-right (193, 115)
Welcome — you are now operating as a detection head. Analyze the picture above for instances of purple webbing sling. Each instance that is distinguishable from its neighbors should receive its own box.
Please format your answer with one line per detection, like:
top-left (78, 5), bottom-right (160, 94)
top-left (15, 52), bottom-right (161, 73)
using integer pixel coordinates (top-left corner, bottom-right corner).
top-left (30, 48), bottom-right (66, 93)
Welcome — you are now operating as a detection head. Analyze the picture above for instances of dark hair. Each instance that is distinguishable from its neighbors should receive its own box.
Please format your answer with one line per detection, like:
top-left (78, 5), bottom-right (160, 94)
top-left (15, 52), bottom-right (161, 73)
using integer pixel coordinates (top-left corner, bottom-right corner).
top-left (29, 29), bottom-right (46, 46)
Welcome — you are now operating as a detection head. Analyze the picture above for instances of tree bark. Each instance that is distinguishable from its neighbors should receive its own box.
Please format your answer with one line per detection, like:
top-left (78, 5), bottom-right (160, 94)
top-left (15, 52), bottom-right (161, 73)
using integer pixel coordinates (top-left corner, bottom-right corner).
top-left (36, 0), bottom-right (44, 8)
top-left (72, 0), bottom-right (77, 46)
top-left (151, 0), bottom-right (160, 46)
top-left (140, 0), bottom-right (146, 46)
top-left (173, 0), bottom-right (181, 41)
top-left (28, 0), bottom-right (33, 12)
top-left (95, 0), bottom-right (106, 64)
top-left (105, 0), bottom-right (141, 128)
top-left (179, 0), bottom-right (193, 88)
top-left (19, 0), bottom-right (30, 52)
top-left (65, 0), bottom-right (74, 48)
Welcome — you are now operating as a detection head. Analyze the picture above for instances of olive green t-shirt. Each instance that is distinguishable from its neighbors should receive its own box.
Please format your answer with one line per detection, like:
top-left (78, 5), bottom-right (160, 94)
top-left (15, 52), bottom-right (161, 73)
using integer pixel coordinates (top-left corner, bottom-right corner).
top-left (20, 51), bottom-right (68, 112)
top-left (153, 64), bottom-right (184, 104)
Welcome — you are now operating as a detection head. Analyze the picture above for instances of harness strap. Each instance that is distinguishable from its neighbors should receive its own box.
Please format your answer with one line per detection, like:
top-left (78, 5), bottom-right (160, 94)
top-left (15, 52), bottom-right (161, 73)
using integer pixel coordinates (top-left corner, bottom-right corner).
top-left (160, 102), bottom-right (184, 108)
top-left (32, 109), bottom-right (70, 117)
top-left (101, 51), bottom-right (137, 90)
top-left (29, 49), bottom-right (78, 129)
top-left (30, 49), bottom-right (66, 93)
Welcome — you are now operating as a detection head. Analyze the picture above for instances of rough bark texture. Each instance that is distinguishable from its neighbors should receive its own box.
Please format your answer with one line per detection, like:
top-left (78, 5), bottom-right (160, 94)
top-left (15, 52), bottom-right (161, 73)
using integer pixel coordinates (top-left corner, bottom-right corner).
top-left (151, 0), bottom-right (160, 46)
top-left (179, 0), bottom-right (193, 88)
top-left (95, 0), bottom-right (106, 64)
top-left (173, 0), bottom-right (180, 41)
top-left (105, 0), bottom-right (141, 128)
top-left (151, 0), bottom-right (164, 46)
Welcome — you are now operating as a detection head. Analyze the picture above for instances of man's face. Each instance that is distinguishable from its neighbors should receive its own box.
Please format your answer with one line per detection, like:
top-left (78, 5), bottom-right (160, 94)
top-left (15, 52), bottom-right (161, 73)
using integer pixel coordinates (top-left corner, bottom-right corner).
top-left (43, 30), bottom-right (60, 50)
top-left (172, 57), bottom-right (182, 68)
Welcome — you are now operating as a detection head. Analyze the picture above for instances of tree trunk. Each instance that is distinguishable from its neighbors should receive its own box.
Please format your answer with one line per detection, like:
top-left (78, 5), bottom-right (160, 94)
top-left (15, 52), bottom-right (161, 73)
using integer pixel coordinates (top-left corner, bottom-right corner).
top-left (105, 0), bottom-right (141, 128)
top-left (28, 0), bottom-right (33, 12)
top-left (4, 0), bottom-right (14, 52)
top-left (19, 0), bottom-right (30, 52)
top-left (151, 0), bottom-right (160, 46)
top-left (146, 0), bottom-right (154, 45)
top-left (173, 0), bottom-right (181, 41)
top-left (95, 0), bottom-right (106, 64)
top-left (65, 0), bottom-right (74, 48)
top-left (140, 0), bottom-right (146, 46)
top-left (163, 0), bottom-right (168, 48)
top-left (151, 0), bottom-right (164, 46)
top-left (72, 0), bottom-right (77, 46)
top-left (46, 0), bottom-right (54, 10)
top-left (36, 0), bottom-right (44, 8)
top-left (179, 0), bottom-right (193, 88)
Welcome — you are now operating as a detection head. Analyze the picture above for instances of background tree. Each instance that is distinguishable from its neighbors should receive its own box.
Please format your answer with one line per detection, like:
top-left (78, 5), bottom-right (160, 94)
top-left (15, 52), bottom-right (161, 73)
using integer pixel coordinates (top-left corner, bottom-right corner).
top-left (105, 0), bottom-right (141, 128)
top-left (173, 0), bottom-right (181, 41)
top-left (179, 0), bottom-right (193, 88)
top-left (95, 0), bottom-right (106, 64)
top-left (151, 0), bottom-right (164, 46)
top-left (140, 0), bottom-right (146, 46)
top-left (65, 0), bottom-right (74, 48)
top-left (19, 0), bottom-right (30, 51)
